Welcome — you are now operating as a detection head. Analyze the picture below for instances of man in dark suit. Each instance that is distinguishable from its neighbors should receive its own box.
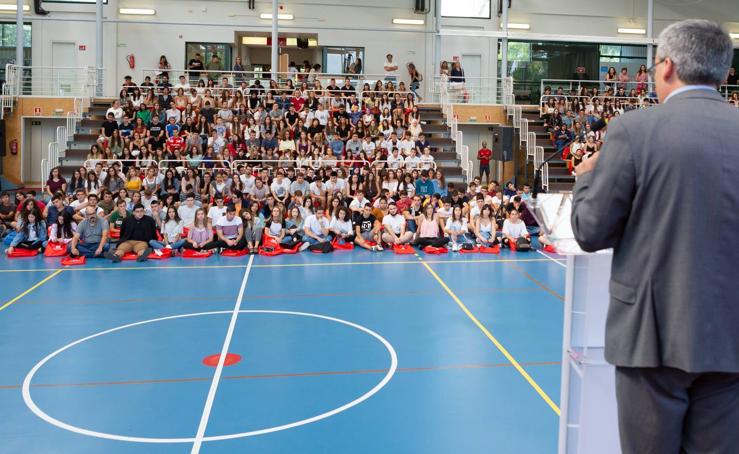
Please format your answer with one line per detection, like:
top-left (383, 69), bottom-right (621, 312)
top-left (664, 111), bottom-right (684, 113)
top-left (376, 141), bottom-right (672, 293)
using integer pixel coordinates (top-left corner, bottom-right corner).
top-left (571, 20), bottom-right (739, 453)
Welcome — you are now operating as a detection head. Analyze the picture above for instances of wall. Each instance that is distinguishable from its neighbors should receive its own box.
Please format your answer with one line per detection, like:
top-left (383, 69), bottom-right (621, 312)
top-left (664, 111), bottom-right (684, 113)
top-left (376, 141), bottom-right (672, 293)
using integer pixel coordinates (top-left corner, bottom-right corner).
top-left (26, 0), bottom-right (432, 96)
top-left (2, 98), bottom-right (78, 185)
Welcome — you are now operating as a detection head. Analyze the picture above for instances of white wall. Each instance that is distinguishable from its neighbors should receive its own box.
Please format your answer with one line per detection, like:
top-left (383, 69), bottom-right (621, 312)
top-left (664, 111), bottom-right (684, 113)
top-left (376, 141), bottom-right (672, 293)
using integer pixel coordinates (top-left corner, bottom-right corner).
top-left (27, 0), bottom-right (431, 96)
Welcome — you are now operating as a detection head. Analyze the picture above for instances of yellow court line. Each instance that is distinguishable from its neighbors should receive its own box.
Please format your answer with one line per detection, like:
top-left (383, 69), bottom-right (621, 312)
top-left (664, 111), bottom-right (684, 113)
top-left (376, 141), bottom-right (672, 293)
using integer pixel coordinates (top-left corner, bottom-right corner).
top-left (0, 258), bottom-right (553, 273)
top-left (417, 255), bottom-right (561, 416)
top-left (0, 269), bottom-right (64, 312)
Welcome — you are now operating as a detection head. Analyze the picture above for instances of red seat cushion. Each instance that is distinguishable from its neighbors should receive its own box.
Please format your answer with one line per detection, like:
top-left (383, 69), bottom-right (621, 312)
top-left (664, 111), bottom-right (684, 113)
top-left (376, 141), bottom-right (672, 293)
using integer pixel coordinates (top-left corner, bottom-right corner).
top-left (221, 248), bottom-right (248, 257)
top-left (392, 244), bottom-right (415, 255)
top-left (479, 245), bottom-right (500, 254)
top-left (182, 249), bottom-right (212, 258)
top-left (458, 246), bottom-right (480, 254)
top-left (121, 252), bottom-right (139, 261)
top-left (258, 246), bottom-right (283, 257)
top-left (148, 249), bottom-right (173, 260)
top-left (61, 255), bottom-right (86, 266)
top-left (543, 244), bottom-right (557, 253)
top-left (7, 248), bottom-right (39, 258)
top-left (332, 239), bottom-right (354, 250)
top-left (44, 242), bottom-right (68, 257)
top-left (423, 246), bottom-right (448, 255)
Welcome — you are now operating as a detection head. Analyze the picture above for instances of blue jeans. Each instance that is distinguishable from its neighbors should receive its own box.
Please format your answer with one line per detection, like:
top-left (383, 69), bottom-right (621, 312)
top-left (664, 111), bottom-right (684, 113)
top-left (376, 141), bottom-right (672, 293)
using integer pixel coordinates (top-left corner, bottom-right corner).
top-left (306, 236), bottom-right (328, 245)
top-left (149, 239), bottom-right (186, 250)
top-left (406, 219), bottom-right (418, 233)
top-left (69, 241), bottom-right (110, 258)
top-left (526, 225), bottom-right (540, 236)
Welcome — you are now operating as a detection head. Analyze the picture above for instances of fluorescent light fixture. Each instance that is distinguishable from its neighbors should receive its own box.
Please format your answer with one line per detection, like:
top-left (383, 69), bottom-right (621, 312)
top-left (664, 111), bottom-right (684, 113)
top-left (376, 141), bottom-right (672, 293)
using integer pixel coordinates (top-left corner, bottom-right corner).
top-left (730, 33), bottom-right (739, 40)
top-left (119, 8), bottom-right (156, 15)
top-left (618, 27), bottom-right (646, 34)
top-left (308, 38), bottom-right (318, 47)
top-left (0, 4), bottom-right (30, 11)
top-left (285, 37), bottom-right (297, 46)
top-left (260, 13), bottom-right (294, 20)
top-left (503, 23), bottom-right (530, 30)
top-left (393, 18), bottom-right (425, 25)
top-left (242, 36), bottom-right (267, 45)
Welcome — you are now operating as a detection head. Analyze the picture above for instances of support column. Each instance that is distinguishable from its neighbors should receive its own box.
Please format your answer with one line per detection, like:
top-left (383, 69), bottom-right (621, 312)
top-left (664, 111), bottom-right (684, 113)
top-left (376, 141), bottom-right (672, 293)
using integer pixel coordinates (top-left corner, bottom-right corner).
top-left (646, 0), bottom-right (654, 72)
top-left (96, 0), bottom-right (103, 96)
top-left (15, 0), bottom-right (23, 68)
top-left (271, 0), bottom-right (278, 81)
top-left (501, 1), bottom-right (509, 79)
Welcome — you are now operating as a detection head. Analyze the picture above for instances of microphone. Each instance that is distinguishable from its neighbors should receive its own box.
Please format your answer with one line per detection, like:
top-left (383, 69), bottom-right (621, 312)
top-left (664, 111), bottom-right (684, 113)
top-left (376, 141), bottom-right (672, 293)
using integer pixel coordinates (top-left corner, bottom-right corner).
top-left (532, 118), bottom-right (607, 201)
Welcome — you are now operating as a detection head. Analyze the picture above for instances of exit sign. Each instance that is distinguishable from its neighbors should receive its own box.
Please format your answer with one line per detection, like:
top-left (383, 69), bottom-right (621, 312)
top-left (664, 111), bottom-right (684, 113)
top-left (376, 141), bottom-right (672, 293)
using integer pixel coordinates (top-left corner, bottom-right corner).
top-left (79, 45), bottom-right (86, 51)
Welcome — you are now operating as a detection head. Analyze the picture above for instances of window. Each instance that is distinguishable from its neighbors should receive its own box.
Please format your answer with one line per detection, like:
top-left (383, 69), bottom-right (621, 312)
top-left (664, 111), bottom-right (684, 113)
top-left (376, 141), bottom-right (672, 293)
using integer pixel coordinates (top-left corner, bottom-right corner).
top-left (185, 42), bottom-right (233, 73)
top-left (0, 23), bottom-right (32, 77)
top-left (498, 42), bottom-right (531, 62)
top-left (441, 0), bottom-right (491, 19)
top-left (323, 47), bottom-right (364, 75)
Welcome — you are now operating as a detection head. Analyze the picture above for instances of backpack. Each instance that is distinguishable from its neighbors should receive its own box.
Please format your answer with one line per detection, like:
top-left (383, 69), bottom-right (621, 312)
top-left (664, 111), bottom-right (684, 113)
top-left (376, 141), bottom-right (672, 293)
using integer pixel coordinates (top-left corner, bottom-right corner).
top-left (309, 241), bottom-right (334, 253)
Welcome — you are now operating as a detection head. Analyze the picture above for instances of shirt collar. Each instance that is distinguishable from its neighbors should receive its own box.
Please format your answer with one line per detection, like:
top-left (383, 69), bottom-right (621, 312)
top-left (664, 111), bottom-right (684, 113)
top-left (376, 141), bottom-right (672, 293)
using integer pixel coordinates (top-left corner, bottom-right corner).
top-left (664, 85), bottom-right (717, 103)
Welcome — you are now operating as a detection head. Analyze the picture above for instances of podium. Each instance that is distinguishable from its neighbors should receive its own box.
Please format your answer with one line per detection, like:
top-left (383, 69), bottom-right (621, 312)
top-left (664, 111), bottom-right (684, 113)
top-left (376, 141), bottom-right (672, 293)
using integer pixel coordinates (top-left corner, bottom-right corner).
top-left (526, 194), bottom-right (621, 454)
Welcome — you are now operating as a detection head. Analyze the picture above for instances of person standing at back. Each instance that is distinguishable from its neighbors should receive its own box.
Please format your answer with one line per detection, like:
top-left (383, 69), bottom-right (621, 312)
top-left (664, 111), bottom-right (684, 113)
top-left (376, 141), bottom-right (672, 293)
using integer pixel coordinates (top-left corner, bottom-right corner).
top-left (477, 141), bottom-right (492, 185)
top-left (571, 20), bottom-right (739, 454)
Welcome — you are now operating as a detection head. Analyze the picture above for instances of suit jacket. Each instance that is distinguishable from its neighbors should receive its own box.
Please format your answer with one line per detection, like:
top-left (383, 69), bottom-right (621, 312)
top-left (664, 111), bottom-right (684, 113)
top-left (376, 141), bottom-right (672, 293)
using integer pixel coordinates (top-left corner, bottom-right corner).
top-left (571, 89), bottom-right (739, 373)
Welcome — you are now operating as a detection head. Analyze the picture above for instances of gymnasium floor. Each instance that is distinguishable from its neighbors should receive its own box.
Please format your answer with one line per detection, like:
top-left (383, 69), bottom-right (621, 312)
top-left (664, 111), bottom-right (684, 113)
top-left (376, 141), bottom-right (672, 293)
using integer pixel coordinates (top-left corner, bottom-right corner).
top-left (0, 248), bottom-right (566, 453)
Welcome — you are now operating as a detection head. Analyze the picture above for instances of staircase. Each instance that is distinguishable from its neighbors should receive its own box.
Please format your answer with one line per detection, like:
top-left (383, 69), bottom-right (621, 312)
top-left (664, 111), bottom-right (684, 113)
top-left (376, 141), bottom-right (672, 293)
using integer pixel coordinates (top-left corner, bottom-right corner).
top-left (417, 104), bottom-right (465, 186)
top-left (521, 106), bottom-right (575, 192)
top-left (58, 98), bottom-right (115, 176)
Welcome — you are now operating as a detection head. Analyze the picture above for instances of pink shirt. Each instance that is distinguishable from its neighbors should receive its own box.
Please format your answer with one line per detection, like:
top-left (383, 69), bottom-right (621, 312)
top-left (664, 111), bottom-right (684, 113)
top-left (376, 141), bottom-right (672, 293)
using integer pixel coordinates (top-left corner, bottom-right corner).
top-left (419, 216), bottom-right (439, 238)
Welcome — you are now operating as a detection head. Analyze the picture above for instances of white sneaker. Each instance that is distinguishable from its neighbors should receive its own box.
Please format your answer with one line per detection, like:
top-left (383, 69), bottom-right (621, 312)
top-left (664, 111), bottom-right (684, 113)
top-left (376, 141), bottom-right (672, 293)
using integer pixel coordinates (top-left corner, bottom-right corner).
top-left (164, 244), bottom-right (172, 249)
top-left (371, 245), bottom-right (378, 251)
top-left (299, 242), bottom-right (311, 251)
top-left (154, 249), bottom-right (163, 256)
top-left (452, 244), bottom-right (460, 252)
top-left (375, 244), bottom-right (384, 251)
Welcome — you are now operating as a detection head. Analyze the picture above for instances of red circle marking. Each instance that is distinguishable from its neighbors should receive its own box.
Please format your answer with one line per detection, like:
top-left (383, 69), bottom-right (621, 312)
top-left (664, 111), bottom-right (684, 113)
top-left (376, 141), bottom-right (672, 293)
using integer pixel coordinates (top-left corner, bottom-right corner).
top-left (202, 353), bottom-right (241, 367)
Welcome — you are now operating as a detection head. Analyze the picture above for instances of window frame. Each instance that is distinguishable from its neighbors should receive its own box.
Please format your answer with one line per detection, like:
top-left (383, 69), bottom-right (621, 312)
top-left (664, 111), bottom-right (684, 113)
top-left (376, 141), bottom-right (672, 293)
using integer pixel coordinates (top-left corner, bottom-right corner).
top-left (440, 0), bottom-right (492, 19)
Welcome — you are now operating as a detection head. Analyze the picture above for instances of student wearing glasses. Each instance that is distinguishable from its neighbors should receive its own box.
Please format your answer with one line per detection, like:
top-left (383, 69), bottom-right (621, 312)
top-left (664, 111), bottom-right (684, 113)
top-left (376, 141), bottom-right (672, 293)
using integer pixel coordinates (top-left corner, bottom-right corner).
top-left (69, 206), bottom-right (110, 258)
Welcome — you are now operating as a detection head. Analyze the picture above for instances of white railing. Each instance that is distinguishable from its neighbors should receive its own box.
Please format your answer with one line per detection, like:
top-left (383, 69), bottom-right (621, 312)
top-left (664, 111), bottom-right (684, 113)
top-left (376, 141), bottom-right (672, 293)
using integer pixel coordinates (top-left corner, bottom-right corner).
top-left (5, 65), bottom-right (99, 97)
top-left (540, 78), bottom-right (657, 97)
top-left (430, 76), bottom-right (507, 105)
top-left (536, 146), bottom-right (549, 191)
top-left (40, 158), bottom-right (48, 193)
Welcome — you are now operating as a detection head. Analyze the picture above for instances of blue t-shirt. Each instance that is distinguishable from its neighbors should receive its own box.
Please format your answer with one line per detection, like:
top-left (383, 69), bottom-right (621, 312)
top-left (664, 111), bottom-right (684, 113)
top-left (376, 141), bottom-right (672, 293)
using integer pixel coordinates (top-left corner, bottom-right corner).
top-left (415, 178), bottom-right (435, 197)
top-left (165, 123), bottom-right (180, 138)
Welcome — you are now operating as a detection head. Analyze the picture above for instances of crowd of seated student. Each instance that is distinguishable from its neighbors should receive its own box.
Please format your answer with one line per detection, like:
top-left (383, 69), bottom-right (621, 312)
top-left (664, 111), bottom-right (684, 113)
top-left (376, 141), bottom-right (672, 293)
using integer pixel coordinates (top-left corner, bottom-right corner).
top-left (2, 168), bottom-right (547, 259)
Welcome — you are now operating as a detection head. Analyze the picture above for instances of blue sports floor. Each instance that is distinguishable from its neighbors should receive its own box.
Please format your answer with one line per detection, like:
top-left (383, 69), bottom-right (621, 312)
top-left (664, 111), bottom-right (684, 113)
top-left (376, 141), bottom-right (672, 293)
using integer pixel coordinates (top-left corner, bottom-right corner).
top-left (0, 248), bottom-right (567, 453)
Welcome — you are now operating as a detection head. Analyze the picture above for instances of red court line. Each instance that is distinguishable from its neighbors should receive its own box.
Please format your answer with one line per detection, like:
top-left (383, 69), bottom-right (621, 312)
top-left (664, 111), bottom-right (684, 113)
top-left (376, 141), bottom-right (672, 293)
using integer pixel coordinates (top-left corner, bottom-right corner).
top-left (0, 361), bottom-right (559, 390)
top-left (510, 263), bottom-right (565, 301)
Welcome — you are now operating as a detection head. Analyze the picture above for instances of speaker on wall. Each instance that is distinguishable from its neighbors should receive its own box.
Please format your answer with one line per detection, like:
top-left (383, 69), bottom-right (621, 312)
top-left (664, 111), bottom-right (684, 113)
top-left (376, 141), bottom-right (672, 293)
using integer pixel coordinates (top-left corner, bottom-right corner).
top-left (491, 125), bottom-right (514, 161)
top-left (414, 0), bottom-right (428, 13)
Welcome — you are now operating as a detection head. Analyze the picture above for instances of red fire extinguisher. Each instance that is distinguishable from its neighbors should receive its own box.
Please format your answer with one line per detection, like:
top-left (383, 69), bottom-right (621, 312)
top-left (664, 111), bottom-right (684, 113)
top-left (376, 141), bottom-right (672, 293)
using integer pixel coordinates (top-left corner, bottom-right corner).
top-left (126, 54), bottom-right (135, 69)
top-left (10, 139), bottom-right (17, 155)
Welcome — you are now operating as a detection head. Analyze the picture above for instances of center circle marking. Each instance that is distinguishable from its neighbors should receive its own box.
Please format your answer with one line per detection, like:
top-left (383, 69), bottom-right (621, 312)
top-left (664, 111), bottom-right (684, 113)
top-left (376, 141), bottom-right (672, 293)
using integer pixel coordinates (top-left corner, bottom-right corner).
top-left (22, 310), bottom-right (398, 444)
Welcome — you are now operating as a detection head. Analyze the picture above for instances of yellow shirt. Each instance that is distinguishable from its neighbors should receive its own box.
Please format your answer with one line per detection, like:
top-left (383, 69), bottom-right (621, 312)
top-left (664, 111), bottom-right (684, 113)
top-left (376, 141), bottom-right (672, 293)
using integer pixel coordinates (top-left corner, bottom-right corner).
top-left (125, 177), bottom-right (142, 192)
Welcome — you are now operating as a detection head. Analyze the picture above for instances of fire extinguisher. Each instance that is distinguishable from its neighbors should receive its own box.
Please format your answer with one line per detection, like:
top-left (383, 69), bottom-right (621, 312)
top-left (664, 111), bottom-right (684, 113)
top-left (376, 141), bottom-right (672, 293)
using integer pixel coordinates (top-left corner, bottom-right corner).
top-left (126, 54), bottom-right (135, 69)
top-left (10, 139), bottom-right (17, 155)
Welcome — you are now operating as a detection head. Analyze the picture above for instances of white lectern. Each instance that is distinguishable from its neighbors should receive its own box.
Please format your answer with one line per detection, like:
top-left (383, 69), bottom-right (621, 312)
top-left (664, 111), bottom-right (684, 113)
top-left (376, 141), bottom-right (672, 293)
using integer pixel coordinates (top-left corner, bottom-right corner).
top-left (526, 194), bottom-right (621, 454)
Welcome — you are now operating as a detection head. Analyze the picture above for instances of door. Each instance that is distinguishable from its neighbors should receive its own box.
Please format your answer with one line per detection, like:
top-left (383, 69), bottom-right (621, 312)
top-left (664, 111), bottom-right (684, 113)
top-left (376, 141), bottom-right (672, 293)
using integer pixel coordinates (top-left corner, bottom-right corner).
top-left (460, 54), bottom-right (482, 100)
top-left (24, 119), bottom-right (64, 184)
top-left (51, 42), bottom-right (77, 96)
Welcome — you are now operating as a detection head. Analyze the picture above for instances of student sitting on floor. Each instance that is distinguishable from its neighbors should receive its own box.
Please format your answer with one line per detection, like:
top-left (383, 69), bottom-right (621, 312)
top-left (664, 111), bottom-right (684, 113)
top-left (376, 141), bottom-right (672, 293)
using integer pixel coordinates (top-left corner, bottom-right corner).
top-left (6, 210), bottom-right (47, 255)
top-left (49, 210), bottom-right (77, 245)
top-left (285, 207), bottom-right (305, 248)
top-left (445, 205), bottom-right (473, 251)
top-left (106, 203), bottom-right (157, 262)
top-left (69, 206), bottom-right (110, 258)
top-left (474, 204), bottom-right (498, 247)
top-left (108, 199), bottom-right (130, 239)
top-left (414, 203), bottom-right (449, 249)
top-left (302, 209), bottom-right (331, 250)
top-left (240, 208), bottom-right (263, 254)
top-left (502, 208), bottom-right (531, 249)
top-left (204, 204), bottom-right (245, 251)
top-left (381, 202), bottom-right (413, 246)
top-left (264, 206), bottom-right (287, 247)
top-left (150, 206), bottom-right (185, 254)
top-left (330, 206), bottom-right (354, 244)
top-left (354, 204), bottom-right (383, 251)
top-left (183, 208), bottom-right (212, 251)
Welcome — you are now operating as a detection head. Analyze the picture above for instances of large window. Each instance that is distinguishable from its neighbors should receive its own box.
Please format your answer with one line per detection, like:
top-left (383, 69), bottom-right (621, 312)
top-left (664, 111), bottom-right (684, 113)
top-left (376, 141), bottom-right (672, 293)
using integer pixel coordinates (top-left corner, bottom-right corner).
top-left (441, 0), bottom-right (490, 19)
top-left (185, 42), bottom-right (233, 74)
top-left (0, 23), bottom-right (31, 81)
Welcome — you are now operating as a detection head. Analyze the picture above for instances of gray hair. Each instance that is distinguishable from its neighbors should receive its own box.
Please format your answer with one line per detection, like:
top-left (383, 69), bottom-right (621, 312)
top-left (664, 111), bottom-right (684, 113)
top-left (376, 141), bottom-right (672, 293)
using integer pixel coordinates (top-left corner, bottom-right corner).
top-left (656, 19), bottom-right (733, 86)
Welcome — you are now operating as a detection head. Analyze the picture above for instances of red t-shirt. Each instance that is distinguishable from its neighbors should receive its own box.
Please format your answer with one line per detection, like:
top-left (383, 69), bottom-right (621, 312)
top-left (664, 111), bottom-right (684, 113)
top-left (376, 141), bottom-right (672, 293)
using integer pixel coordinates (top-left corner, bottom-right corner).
top-left (478, 148), bottom-right (492, 166)
top-left (166, 136), bottom-right (185, 152)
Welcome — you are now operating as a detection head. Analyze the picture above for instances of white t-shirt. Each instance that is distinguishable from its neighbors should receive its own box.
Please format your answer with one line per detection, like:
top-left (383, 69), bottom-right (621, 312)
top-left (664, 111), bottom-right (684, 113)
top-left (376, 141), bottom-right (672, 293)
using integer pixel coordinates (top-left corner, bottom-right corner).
top-left (382, 214), bottom-right (405, 235)
top-left (384, 58), bottom-right (398, 79)
top-left (309, 181), bottom-right (326, 197)
top-left (502, 219), bottom-right (528, 239)
top-left (314, 109), bottom-right (329, 126)
top-left (387, 154), bottom-right (404, 169)
top-left (362, 140), bottom-right (376, 155)
top-left (445, 217), bottom-right (468, 234)
top-left (420, 154), bottom-right (434, 170)
top-left (349, 197), bottom-right (370, 211)
top-left (270, 178), bottom-right (291, 198)
top-left (207, 205), bottom-right (227, 225)
top-left (304, 214), bottom-right (329, 237)
top-left (329, 217), bottom-right (353, 235)
top-left (240, 174), bottom-right (256, 194)
top-left (106, 106), bottom-right (124, 124)
top-left (216, 215), bottom-right (242, 239)
top-left (404, 155), bottom-right (421, 170)
top-left (325, 179), bottom-right (346, 194)
top-left (398, 139), bottom-right (415, 156)
top-left (177, 204), bottom-right (198, 227)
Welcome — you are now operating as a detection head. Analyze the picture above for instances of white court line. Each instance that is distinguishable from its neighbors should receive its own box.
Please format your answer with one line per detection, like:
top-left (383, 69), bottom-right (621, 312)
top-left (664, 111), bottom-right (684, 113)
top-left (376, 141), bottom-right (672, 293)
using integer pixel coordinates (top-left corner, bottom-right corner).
top-left (191, 255), bottom-right (254, 454)
top-left (536, 250), bottom-right (567, 269)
